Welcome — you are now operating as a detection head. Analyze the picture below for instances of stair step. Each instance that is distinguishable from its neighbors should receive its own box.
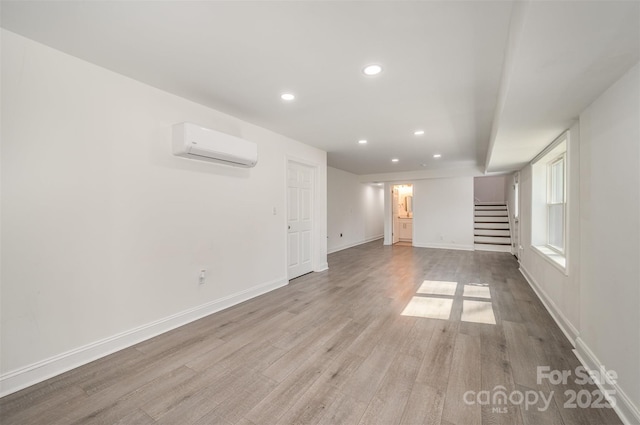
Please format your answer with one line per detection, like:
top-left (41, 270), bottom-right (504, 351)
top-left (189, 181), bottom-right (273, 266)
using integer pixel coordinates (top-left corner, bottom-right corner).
top-left (474, 229), bottom-right (510, 237)
top-left (475, 222), bottom-right (510, 230)
top-left (475, 210), bottom-right (508, 217)
top-left (475, 243), bottom-right (512, 253)
top-left (475, 205), bottom-right (507, 211)
top-left (474, 216), bottom-right (509, 223)
top-left (475, 236), bottom-right (511, 244)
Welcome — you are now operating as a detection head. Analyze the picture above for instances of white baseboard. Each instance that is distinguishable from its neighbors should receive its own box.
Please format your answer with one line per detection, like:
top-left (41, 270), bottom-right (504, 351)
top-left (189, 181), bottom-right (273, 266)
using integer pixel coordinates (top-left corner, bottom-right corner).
top-left (574, 338), bottom-right (640, 425)
top-left (519, 265), bottom-right (639, 424)
top-left (412, 242), bottom-right (474, 251)
top-left (519, 265), bottom-right (579, 345)
top-left (314, 262), bottom-right (329, 272)
top-left (0, 276), bottom-right (288, 397)
top-left (327, 235), bottom-right (383, 254)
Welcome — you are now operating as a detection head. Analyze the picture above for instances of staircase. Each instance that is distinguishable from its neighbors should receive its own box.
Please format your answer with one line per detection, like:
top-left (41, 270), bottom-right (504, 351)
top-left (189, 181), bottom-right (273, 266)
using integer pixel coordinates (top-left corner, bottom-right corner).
top-left (474, 203), bottom-right (512, 252)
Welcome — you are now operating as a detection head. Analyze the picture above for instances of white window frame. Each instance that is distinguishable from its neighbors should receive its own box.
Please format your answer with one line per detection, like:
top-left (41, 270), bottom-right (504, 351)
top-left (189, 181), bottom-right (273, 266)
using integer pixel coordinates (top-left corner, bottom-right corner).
top-left (530, 131), bottom-right (569, 273)
top-left (546, 153), bottom-right (566, 255)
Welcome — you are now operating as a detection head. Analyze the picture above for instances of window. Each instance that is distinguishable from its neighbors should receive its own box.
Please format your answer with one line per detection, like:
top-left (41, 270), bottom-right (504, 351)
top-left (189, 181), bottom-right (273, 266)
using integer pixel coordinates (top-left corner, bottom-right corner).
top-left (531, 132), bottom-right (568, 271)
top-left (547, 154), bottom-right (565, 253)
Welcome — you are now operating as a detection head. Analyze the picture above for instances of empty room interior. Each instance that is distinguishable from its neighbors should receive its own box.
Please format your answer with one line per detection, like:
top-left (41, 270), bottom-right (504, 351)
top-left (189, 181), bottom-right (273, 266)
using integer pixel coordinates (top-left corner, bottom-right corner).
top-left (1, 1), bottom-right (639, 424)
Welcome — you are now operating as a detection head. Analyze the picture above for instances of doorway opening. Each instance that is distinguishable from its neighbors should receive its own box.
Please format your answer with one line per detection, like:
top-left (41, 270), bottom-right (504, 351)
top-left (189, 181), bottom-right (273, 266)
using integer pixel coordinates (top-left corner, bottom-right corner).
top-left (392, 184), bottom-right (413, 246)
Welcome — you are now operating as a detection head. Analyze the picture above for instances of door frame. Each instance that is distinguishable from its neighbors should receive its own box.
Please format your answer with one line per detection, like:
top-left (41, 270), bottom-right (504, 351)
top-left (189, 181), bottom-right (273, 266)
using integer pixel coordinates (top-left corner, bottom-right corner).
top-left (384, 182), bottom-right (414, 245)
top-left (513, 171), bottom-right (521, 258)
top-left (392, 186), bottom-right (400, 244)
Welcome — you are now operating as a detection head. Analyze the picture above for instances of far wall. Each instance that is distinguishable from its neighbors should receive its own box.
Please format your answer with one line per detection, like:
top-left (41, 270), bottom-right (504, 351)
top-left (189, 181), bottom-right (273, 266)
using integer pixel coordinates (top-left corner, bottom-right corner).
top-left (474, 175), bottom-right (508, 203)
top-left (327, 167), bottom-right (384, 253)
top-left (383, 177), bottom-right (474, 251)
top-left (413, 177), bottom-right (474, 250)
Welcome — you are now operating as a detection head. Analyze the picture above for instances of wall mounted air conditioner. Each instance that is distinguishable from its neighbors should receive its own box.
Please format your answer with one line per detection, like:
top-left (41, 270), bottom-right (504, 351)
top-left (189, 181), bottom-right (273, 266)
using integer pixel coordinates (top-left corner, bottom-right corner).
top-left (172, 122), bottom-right (258, 168)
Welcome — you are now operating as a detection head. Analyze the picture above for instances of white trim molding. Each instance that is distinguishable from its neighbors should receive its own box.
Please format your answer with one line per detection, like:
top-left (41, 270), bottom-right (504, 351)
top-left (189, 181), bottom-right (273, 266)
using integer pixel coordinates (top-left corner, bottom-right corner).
top-left (327, 235), bottom-right (383, 255)
top-left (519, 265), bottom-right (579, 345)
top-left (574, 338), bottom-right (640, 425)
top-left (0, 277), bottom-right (288, 397)
top-left (531, 244), bottom-right (567, 274)
top-left (413, 242), bottom-right (475, 251)
top-left (314, 262), bottom-right (329, 272)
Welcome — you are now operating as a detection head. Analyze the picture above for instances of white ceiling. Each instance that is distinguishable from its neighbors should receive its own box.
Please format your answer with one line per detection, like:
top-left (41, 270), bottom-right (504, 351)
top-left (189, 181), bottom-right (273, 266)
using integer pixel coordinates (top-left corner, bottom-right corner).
top-left (486, 0), bottom-right (640, 173)
top-left (2, 1), bottom-right (638, 177)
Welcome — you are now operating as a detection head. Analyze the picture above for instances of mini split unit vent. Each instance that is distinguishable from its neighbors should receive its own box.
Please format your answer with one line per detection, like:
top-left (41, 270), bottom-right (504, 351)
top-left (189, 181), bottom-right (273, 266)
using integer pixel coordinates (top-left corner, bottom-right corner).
top-left (172, 122), bottom-right (258, 168)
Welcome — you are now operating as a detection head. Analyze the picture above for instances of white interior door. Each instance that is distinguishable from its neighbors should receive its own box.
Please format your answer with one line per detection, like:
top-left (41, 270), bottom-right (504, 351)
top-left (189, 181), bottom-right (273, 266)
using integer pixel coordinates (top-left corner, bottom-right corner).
top-left (392, 186), bottom-right (400, 244)
top-left (287, 161), bottom-right (314, 280)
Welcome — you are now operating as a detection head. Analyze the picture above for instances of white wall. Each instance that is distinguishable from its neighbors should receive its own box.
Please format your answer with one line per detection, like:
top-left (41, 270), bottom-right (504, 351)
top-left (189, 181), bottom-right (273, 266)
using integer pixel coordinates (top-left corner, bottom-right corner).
top-left (474, 175), bottom-right (508, 203)
top-left (327, 167), bottom-right (384, 253)
top-left (412, 177), bottom-right (474, 250)
top-left (578, 63), bottom-right (639, 423)
top-left (519, 63), bottom-right (640, 423)
top-left (0, 30), bottom-right (327, 395)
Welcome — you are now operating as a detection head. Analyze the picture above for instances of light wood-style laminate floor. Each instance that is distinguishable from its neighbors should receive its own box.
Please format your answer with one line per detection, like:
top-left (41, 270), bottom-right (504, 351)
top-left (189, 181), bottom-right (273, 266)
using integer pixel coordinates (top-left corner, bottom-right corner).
top-left (0, 242), bottom-right (623, 424)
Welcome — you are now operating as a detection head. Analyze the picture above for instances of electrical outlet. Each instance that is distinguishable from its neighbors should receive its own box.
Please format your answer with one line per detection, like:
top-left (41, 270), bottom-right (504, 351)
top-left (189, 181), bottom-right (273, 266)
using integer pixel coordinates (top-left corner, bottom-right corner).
top-left (198, 269), bottom-right (206, 285)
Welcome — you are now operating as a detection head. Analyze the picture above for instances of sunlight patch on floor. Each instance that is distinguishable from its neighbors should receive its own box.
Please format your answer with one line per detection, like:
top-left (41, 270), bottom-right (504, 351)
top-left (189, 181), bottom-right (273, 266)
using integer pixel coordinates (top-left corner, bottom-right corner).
top-left (461, 300), bottom-right (496, 324)
top-left (401, 296), bottom-right (453, 320)
top-left (402, 280), bottom-right (497, 324)
top-left (417, 280), bottom-right (457, 296)
top-left (463, 283), bottom-right (491, 299)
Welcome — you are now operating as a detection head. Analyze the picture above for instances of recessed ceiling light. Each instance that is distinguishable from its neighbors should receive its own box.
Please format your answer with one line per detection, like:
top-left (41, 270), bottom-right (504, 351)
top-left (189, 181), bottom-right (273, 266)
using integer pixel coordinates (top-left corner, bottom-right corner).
top-left (414, 130), bottom-right (425, 136)
top-left (358, 139), bottom-right (368, 144)
top-left (391, 158), bottom-right (399, 162)
top-left (281, 93), bottom-right (295, 101)
top-left (363, 64), bottom-right (382, 76)
top-left (433, 154), bottom-right (442, 158)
